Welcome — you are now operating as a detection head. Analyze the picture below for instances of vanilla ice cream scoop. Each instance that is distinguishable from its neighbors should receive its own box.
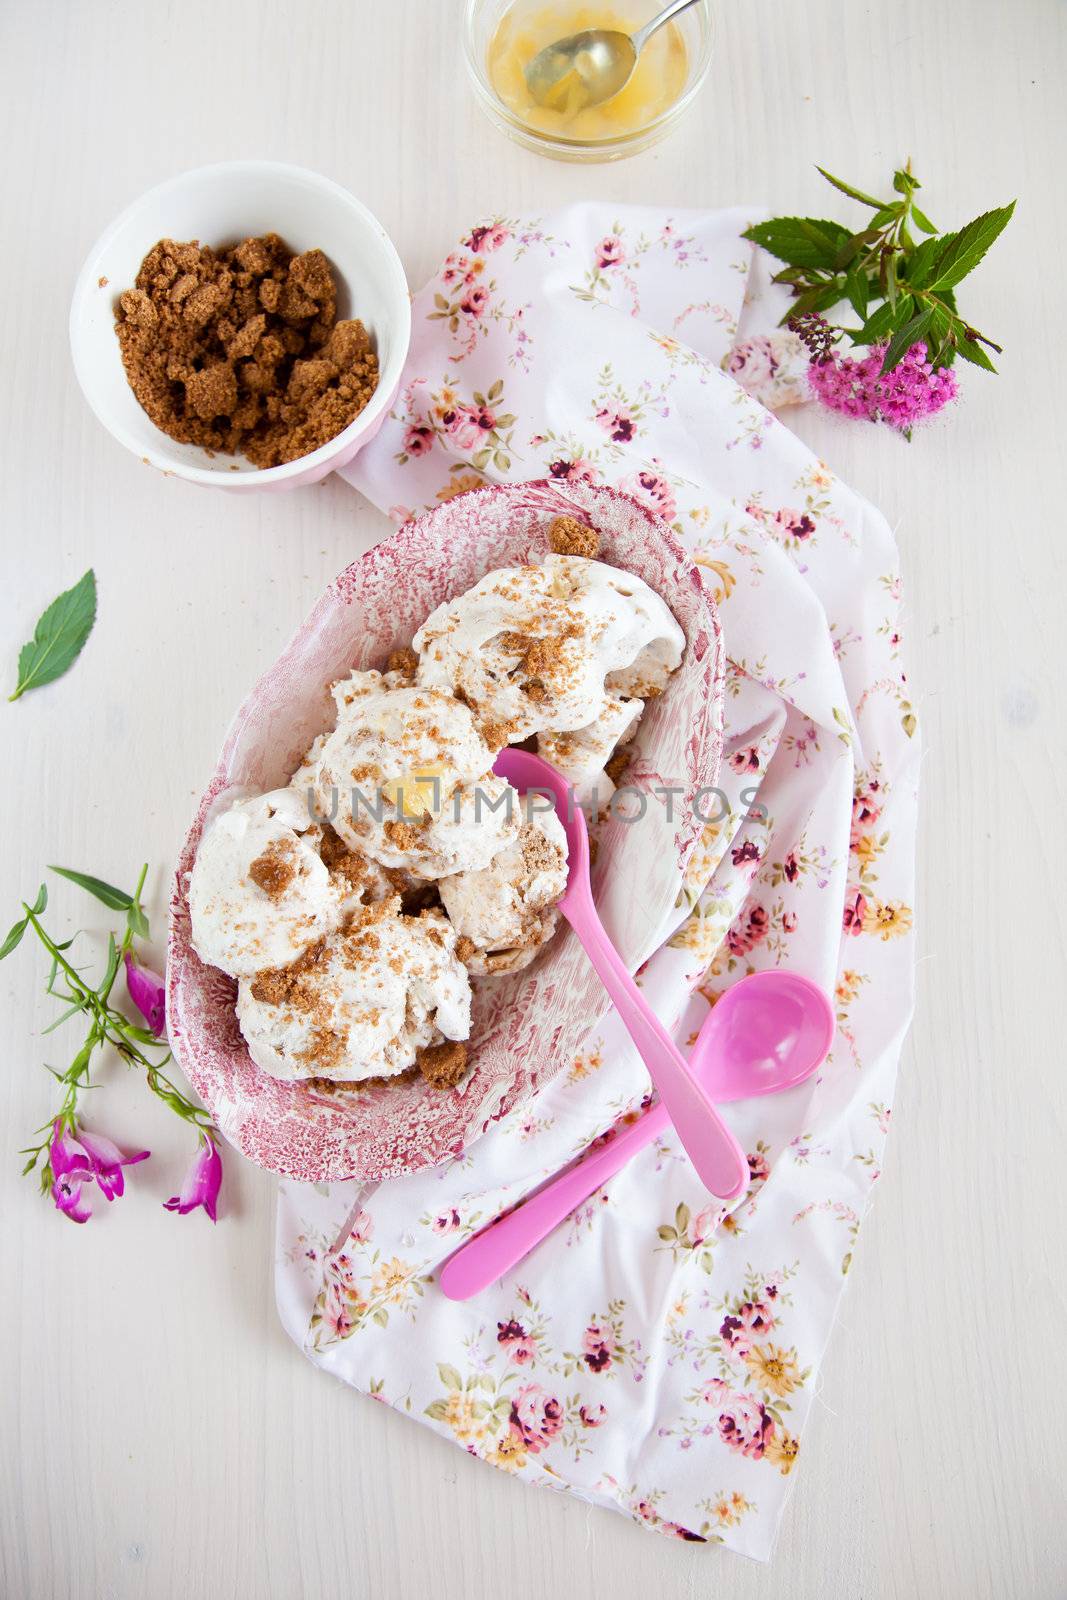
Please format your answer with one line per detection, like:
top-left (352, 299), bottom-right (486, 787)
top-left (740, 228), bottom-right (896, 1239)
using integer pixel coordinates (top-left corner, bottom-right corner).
top-left (440, 810), bottom-right (568, 976)
top-left (189, 788), bottom-right (343, 978)
top-left (235, 901), bottom-right (472, 1082)
top-left (315, 671), bottom-right (519, 878)
top-left (413, 554), bottom-right (685, 741)
top-left (537, 695), bottom-right (642, 807)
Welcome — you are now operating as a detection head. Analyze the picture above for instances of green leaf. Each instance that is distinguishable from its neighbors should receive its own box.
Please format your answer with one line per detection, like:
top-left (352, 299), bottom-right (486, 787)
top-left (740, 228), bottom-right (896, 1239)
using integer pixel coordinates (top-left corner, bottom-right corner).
top-left (901, 234), bottom-right (945, 289)
top-left (880, 307), bottom-right (934, 373)
top-left (869, 206), bottom-right (900, 229)
top-left (814, 166), bottom-right (884, 208)
top-left (742, 217), bottom-right (852, 270)
top-left (126, 902), bottom-right (150, 941)
top-left (928, 203), bottom-right (1015, 291)
top-left (855, 302), bottom-right (897, 346)
top-left (9, 570), bottom-right (97, 702)
top-left (98, 932), bottom-right (120, 998)
top-left (675, 1201), bottom-right (691, 1233)
top-left (0, 914), bottom-right (30, 960)
top-left (954, 334), bottom-right (998, 372)
top-left (49, 866), bottom-right (133, 910)
top-left (845, 266), bottom-right (869, 319)
top-left (892, 167), bottom-right (918, 195)
top-left (437, 1363), bottom-right (463, 1391)
top-left (911, 203), bottom-right (938, 234)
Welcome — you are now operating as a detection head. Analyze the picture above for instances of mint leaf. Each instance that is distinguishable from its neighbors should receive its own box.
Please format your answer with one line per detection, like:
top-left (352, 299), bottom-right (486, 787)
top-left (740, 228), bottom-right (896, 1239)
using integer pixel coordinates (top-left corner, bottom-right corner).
top-left (9, 570), bottom-right (97, 702)
top-left (928, 204), bottom-right (1015, 291)
top-left (742, 217), bottom-right (852, 270)
top-left (49, 866), bottom-right (133, 911)
top-left (815, 167), bottom-right (884, 208)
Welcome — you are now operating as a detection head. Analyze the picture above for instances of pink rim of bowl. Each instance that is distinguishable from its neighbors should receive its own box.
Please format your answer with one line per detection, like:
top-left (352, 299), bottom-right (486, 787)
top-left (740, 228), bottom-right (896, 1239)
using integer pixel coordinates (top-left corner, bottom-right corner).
top-left (69, 161), bottom-right (412, 491)
top-left (165, 478), bottom-right (727, 1181)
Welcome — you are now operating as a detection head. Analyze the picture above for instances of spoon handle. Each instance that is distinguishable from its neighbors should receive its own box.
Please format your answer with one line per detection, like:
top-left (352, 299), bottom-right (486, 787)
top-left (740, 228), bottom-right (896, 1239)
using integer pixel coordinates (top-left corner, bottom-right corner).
top-left (440, 1100), bottom-right (673, 1301)
top-left (565, 901), bottom-right (748, 1199)
top-left (632, 0), bottom-right (704, 56)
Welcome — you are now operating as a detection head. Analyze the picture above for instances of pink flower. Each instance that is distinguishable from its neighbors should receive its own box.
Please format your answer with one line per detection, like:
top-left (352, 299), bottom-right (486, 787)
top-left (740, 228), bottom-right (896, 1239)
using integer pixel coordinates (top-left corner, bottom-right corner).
top-left (124, 952), bottom-right (166, 1037)
top-left (621, 467), bottom-right (677, 524)
top-left (781, 910), bottom-right (798, 933)
top-left (594, 406), bottom-right (636, 443)
top-left (460, 284), bottom-right (490, 318)
top-left (595, 235), bottom-right (625, 270)
top-left (729, 744), bottom-right (761, 774)
top-left (509, 1383), bottom-right (563, 1452)
top-left (431, 1208), bottom-right (461, 1234)
top-left (773, 507), bottom-right (815, 541)
top-left (464, 223), bottom-right (510, 253)
top-left (548, 456), bottom-right (600, 486)
top-left (497, 1318), bottom-right (536, 1364)
top-left (732, 840), bottom-right (760, 868)
top-left (441, 404), bottom-right (493, 451)
top-left (720, 1299), bottom-right (776, 1355)
top-left (579, 1403), bottom-right (607, 1427)
top-left (582, 1322), bottom-right (613, 1372)
top-left (715, 1390), bottom-right (775, 1459)
top-left (163, 1134), bottom-right (222, 1222)
top-left (851, 780), bottom-right (882, 843)
top-left (747, 1147), bottom-right (771, 1185)
top-left (726, 904), bottom-right (769, 958)
top-left (441, 251), bottom-right (469, 286)
top-left (782, 851), bottom-right (800, 883)
top-left (843, 891), bottom-right (867, 936)
top-left (404, 423), bottom-right (434, 457)
top-left (49, 1120), bottom-right (150, 1224)
top-left (727, 335), bottom-right (780, 387)
top-left (808, 341), bottom-right (958, 434)
top-left (690, 1204), bottom-right (721, 1245)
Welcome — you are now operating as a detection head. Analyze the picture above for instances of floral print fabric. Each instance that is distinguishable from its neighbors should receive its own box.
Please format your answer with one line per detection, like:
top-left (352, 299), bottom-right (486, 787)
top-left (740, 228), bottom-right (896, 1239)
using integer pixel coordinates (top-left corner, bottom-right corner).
top-left (274, 205), bottom-right (919, 1561)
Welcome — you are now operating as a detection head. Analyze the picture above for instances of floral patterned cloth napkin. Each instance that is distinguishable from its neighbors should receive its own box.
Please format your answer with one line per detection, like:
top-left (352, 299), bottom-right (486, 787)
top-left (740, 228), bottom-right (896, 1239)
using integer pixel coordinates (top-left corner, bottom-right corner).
top-left (274, 205), bottom-right (919, 1560)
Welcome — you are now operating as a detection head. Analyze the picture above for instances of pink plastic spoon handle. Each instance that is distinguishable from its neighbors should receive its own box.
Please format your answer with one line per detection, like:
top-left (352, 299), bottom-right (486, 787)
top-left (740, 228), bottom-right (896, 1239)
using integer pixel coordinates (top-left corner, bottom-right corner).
top-left (440, 1100), bottom-right (672, 1301)
top-left (564, 903), bottom-right (748, 1201)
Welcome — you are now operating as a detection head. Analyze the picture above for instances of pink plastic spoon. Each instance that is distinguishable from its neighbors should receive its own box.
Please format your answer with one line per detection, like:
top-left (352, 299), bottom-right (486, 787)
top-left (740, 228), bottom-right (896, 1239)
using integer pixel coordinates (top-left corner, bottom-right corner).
top-left (440, 969), bottom-right (835, 1301)
top-left (492, 748), bottom-right (748, 1201)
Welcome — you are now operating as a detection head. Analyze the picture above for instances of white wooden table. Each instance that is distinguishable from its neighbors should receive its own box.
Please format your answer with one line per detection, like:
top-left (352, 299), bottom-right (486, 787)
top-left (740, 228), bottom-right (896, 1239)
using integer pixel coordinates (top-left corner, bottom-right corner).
top-left (2, 2), bottom-right (1064, 1595)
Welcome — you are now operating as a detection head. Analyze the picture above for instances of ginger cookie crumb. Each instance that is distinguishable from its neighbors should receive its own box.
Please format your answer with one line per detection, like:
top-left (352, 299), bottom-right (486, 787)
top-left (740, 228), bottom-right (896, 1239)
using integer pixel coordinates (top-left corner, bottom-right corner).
top-left (248, 842), bottom-right (297, 899)
top-left (548, 515), bottom-right (600, 559)
top-left (416, 1039), bottom-right (468, 1088)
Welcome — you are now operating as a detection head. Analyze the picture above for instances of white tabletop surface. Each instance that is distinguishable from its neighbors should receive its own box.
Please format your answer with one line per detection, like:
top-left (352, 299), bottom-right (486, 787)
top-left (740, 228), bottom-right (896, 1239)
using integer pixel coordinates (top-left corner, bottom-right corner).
top-left (1, 2), bottom-right (1064, 1595)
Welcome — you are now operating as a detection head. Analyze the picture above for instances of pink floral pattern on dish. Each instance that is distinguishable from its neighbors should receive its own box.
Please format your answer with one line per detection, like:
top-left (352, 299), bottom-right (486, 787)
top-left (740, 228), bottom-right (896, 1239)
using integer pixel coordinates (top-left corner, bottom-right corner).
top-left (167, 480), bottom-right (725, 1183)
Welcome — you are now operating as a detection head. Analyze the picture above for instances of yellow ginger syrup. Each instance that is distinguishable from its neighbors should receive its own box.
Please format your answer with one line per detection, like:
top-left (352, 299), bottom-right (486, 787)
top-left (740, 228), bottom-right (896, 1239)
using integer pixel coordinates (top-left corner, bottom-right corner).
top-left (487, 1), bottom-right (688, 142)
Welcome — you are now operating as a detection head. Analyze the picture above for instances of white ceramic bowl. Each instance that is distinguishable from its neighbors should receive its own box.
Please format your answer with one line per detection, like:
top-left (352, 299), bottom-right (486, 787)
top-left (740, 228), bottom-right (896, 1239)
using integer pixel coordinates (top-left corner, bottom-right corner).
top-left (70, 162), bottom-right (411, 491)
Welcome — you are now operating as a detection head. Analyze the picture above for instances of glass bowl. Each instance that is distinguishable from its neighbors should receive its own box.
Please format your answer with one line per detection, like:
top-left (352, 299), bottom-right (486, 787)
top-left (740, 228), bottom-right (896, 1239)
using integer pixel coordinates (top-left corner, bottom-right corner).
top-left (463, 0), bottom-right (713, 162)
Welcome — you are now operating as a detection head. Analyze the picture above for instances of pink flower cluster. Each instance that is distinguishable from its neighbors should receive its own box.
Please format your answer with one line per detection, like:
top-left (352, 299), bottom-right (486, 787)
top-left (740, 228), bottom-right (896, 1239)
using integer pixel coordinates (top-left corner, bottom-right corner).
top-left (808, 341), bottom-right (958, 432)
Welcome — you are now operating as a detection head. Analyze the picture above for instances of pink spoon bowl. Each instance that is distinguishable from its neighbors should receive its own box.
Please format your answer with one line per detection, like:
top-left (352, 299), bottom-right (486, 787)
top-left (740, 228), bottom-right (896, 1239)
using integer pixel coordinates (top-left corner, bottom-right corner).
top-left (440, 968), bottom-right (836, 1301)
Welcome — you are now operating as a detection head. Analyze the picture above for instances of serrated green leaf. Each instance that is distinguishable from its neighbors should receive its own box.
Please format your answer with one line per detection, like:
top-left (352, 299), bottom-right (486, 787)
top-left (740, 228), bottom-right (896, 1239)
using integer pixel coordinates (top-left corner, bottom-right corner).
top-left (814, 166), bottom-right (884, 208)
top-left (902, 234), bottom-right (946, 289)
top-left (911, 203), bottom-right (938, 234)
top-left (954, 334), bottom-right (998, 372)
top-left (742, 217), bottom-right (852, 270)
top-left (49, 866), bottom-right (133, 911)
top-left (855, 303), bottom-right (897, 346)
top-left (928, 203), bottom-right (1015, 291)
top-left (9, 570), bottom-right (97, 702)
top-left (881, 307), bottom-right (934, 373)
